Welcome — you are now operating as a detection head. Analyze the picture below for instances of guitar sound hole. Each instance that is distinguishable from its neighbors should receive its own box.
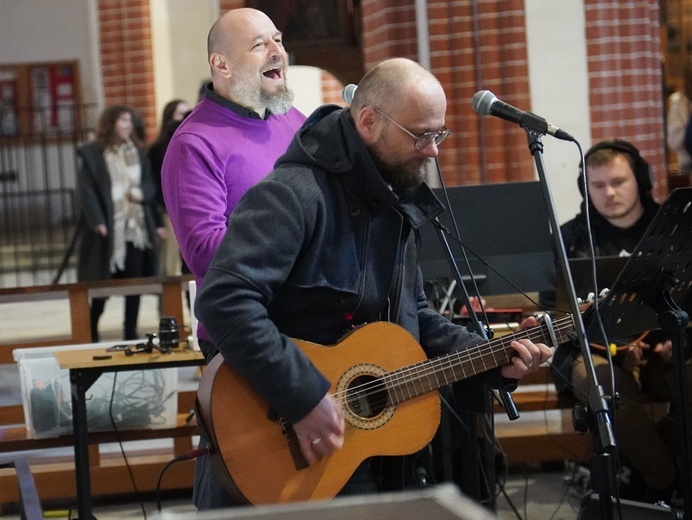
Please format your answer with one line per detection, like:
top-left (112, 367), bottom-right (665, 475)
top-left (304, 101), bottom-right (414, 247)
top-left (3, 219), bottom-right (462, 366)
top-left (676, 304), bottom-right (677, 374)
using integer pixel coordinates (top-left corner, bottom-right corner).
top-left (346, 375), bottom-right (388, 419)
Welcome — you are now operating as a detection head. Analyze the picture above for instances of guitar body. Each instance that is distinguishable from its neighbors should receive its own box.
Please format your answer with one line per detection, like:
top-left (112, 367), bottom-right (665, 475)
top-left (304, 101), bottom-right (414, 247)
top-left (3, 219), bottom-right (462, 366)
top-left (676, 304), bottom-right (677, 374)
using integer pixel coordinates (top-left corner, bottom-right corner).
top-left (197, 322), bottom-right (441, 505)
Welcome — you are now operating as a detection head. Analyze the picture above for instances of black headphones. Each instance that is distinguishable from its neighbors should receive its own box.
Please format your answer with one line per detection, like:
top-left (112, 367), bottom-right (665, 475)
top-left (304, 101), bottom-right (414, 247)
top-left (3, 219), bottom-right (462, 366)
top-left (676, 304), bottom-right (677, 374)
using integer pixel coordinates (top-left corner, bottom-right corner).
top-left (579, 139), bottom-right (652, 196)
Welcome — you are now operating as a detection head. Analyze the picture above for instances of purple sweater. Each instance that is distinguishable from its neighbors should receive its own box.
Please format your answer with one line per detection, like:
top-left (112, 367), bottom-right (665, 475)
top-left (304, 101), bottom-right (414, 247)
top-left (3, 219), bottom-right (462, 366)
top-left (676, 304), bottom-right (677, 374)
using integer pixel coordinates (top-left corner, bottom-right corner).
top-left (162, 92), bottom-right (306, 340)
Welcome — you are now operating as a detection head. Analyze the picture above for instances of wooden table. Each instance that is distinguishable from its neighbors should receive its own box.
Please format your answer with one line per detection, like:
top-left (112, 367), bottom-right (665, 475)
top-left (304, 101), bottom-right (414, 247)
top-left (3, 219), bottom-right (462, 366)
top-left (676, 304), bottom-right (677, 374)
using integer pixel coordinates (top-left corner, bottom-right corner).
top-left (55, 346), bottom-right (205, 520)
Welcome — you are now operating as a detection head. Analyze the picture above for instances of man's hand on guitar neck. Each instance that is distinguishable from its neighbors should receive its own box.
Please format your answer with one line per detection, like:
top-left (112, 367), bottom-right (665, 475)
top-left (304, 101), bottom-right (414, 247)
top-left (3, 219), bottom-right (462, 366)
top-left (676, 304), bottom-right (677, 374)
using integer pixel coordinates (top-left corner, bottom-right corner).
top-left (499, 316), bottom-right (553, 380)
top-left (293, 393), bottom-right (345, 465)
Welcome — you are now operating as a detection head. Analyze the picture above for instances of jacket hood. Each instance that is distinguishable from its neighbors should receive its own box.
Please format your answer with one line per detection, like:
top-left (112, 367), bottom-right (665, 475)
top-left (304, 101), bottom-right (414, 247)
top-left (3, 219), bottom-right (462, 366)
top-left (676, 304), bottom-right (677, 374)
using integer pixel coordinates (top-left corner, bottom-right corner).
top-left (276, 104), bottom-right (445, 229)
top-left (276, 104), bottom-right (359, 175)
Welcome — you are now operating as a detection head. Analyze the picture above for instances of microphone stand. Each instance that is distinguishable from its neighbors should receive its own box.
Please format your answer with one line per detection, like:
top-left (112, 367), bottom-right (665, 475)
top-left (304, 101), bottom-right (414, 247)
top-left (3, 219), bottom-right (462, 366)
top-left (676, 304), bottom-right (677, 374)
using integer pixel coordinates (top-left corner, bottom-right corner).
top-left (431, 220), bottom-right (519, 419)
top-left (525, 129), bottom-right (617, 520)
top-left (431, 215), bottom-right (518, 510)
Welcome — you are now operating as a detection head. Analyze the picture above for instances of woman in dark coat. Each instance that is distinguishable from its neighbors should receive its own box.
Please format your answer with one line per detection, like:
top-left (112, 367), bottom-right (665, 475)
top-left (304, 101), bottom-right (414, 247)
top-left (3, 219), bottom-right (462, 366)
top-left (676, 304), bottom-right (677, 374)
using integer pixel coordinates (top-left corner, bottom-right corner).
top-left (77, 105), bottom-right (165, 341)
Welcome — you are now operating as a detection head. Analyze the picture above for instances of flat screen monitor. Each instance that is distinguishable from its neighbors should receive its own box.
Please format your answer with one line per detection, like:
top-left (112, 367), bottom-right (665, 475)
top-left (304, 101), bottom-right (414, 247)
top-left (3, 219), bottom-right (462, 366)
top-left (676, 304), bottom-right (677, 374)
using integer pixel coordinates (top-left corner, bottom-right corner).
top-left (419, 181), bottom-right (555, 296)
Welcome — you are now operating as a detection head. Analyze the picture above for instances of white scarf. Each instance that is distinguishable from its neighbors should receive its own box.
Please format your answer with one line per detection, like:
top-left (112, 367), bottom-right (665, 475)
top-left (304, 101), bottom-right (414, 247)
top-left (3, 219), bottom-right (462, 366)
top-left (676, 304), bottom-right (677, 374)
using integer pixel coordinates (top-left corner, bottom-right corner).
top-left (104, 139), bottom-right (149, 272)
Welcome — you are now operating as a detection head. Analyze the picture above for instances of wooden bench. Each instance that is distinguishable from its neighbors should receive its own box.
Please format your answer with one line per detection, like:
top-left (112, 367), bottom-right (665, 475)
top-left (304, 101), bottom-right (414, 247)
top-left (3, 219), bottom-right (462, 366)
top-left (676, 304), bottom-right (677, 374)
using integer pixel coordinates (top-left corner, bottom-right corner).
top-left (0, 276), bottom-right (199, 510)
top-left (493, 365), bottom-right (593, 466)
top-left (492, 364), bottom-right (670, 467)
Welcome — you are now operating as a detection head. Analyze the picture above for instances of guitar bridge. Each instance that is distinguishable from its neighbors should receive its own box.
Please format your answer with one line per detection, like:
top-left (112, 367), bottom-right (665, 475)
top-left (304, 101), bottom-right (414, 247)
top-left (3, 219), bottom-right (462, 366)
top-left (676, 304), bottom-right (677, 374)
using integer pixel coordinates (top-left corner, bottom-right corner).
top-left (280, 418), bottom-right (309, 471)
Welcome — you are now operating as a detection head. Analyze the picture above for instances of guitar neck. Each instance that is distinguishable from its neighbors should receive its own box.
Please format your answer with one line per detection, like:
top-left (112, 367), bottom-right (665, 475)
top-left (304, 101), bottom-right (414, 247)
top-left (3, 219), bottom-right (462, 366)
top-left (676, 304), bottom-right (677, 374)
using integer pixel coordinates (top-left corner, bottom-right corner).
top-left (384, 315), bottom-right (573, 405)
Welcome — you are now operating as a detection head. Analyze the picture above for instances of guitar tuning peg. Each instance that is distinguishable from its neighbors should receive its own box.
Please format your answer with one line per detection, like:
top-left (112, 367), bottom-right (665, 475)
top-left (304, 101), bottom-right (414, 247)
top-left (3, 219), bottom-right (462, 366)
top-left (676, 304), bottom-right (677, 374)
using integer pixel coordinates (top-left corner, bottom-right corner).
top-left (599, 288), bottom-right (610, 298)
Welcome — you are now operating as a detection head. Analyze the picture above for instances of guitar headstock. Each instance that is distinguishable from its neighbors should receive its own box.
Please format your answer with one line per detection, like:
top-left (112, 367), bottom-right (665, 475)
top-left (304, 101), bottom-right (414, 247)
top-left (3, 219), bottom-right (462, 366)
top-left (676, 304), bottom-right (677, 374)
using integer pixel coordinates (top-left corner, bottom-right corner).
top-left (577, 288), bottom-right (610, 313)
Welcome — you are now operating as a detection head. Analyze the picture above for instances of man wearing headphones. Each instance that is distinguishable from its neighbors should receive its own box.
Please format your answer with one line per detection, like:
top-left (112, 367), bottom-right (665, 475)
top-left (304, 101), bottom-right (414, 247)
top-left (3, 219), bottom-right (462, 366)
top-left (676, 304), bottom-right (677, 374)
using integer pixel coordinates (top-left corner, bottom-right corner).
top-left (552, 139), bottom-right (688, 504)
top-left (560, 139), bottom-right (658, 258)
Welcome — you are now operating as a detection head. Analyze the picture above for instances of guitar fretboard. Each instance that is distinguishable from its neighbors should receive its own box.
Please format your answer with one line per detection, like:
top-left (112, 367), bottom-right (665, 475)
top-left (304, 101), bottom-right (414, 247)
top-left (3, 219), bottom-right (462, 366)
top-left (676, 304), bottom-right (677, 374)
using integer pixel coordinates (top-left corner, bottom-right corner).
top-left (381, 315), bottom-right (574, 405)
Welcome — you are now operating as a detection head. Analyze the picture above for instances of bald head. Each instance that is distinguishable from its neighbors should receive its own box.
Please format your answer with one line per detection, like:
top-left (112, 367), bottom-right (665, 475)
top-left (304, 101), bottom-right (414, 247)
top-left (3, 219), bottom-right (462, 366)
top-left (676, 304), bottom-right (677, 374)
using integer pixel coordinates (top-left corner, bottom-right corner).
top-left (350, 58), bottom-right (448, 190)
top-left (350, 58), bottom-right (445, 116)
top-left (207, 8), bottom-right (276, 58)
top-left (206, 8), bottom-right (292, 116)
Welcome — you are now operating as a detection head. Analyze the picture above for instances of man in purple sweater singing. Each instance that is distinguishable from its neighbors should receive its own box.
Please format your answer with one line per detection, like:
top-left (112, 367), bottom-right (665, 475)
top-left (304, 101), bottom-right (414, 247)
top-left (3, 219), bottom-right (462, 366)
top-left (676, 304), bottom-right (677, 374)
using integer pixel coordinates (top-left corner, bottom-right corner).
top-left (162, 7), bottom-right (306, 361)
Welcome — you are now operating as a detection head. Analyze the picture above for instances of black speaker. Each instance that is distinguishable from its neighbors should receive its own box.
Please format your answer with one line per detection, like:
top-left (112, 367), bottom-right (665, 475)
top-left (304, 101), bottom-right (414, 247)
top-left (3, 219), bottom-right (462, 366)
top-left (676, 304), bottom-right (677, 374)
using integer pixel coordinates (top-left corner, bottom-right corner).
top-left (577, 493), bottom-right (682, 520)
top-left (579, 138), bottom-right (653, 195)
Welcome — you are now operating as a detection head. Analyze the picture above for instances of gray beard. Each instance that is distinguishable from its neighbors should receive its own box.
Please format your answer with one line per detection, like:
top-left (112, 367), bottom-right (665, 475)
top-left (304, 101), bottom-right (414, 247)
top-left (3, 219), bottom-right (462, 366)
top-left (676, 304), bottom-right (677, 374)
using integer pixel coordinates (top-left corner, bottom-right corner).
top-left (232, 81), bottom-right (295, 116)
top-left (261, 87), bottom-right (294, 115)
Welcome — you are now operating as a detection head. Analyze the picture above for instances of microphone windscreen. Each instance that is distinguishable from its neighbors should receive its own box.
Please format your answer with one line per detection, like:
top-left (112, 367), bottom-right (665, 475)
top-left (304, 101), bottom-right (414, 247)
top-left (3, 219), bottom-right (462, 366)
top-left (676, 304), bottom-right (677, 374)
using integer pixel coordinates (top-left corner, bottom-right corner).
top-left (471, 90), bottom-right (497, 116)
top-left (342, 84), bottom-right (358, 104)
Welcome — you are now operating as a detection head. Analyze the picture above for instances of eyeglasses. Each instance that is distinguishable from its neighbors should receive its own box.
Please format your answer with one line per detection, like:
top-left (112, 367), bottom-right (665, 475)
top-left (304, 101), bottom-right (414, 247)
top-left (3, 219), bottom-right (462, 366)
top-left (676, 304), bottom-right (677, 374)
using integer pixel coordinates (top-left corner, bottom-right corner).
top-left (374, 108), bottom-right (451, 150)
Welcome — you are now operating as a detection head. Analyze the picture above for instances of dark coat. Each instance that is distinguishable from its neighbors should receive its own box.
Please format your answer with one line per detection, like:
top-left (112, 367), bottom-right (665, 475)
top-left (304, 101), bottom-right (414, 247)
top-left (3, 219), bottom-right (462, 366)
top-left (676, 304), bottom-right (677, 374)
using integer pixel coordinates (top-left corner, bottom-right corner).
top-left (76, 142), bottom-right (159, 281)
top-left (197, 105), bottom-right (505, 425)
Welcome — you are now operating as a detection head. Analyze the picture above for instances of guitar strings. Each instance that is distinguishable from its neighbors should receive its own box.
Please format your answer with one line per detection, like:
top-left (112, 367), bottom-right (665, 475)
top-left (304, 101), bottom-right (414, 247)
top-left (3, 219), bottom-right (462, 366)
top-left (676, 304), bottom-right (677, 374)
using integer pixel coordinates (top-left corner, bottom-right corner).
top-left (334, 318), bottom-right (575, 409)
top-left (332, 316), bottom-right (575, 408)
top-left (376, 317), bottom-right (573, 394)
top-left (331, 318), bottom-right (553, 402)
top-left (383, 318), bottom-right (575, 400)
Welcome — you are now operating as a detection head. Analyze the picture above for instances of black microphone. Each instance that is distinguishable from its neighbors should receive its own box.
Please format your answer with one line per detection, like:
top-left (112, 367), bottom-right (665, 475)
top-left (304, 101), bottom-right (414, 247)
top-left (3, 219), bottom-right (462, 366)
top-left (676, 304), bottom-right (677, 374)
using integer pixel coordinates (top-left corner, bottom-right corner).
top-left (471, 90), bottom-right (574, 142)
top-left (342, 84), bottom-right (357, 104)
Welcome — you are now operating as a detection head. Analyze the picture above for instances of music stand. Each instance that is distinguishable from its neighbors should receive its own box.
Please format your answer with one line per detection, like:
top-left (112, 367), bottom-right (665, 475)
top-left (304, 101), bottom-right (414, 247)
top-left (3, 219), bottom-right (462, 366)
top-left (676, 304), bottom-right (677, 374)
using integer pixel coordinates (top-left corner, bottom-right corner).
top-left (583, 187), bottom-right (692, 518)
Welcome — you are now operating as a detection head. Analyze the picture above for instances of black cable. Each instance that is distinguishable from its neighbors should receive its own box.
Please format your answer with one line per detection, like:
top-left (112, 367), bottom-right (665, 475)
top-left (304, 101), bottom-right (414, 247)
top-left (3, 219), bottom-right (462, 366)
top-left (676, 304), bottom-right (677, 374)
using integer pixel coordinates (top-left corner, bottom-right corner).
top-left (98, 369), bottom-right (173, 519)
top-left (108, 372), bottom-right (148, 520)
top-left (155, 446), bottom-right (210, 512)
top-left (439, 392), bottom-right (471, 437)
top-left (432, 157), bottom-right (497, 330)
top-left (546, 472), bottom-right (577, 520)
top-left (580, 149), bottom-right (630, 520)
top-left (429, 158), bottom-right (506, 505)
top-left (86, 369), bottom-right (167, 430)
top-left (491, 389), bottom-right (592, 518)
top-left (494, 462), bottom-right (527, 520)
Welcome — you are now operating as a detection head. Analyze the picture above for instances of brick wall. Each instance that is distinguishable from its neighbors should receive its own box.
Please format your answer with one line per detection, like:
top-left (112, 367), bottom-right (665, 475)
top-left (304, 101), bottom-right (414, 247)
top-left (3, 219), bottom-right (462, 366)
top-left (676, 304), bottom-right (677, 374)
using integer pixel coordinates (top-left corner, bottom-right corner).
top-left (98, 0), bottom-right (156, 142)
top-left (322, 70), bottom-right (348, 106)
top-left (360, 0), bottom-right (534, 186)
top-left (357, 1), bottom-right (667, 193)
top-left (94, 1), bottom-right (667, 195)
top-left (585, 0), bottom-right (667, 200)
top-left (361, 1), bottom-right (418, 66)
top-left (97, 0), bottom-right (243, 144)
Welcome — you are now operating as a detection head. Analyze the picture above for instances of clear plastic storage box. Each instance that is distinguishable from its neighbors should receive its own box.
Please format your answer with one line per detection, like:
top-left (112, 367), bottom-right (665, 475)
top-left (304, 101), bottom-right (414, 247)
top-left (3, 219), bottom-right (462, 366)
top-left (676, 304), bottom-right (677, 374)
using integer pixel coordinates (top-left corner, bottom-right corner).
top-left (13, 342), bottom-right (178, 439)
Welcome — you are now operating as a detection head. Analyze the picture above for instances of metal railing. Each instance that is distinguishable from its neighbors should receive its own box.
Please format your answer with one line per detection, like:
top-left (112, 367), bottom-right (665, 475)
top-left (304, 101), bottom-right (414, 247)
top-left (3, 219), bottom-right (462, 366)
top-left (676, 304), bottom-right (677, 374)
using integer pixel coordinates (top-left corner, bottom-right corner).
top-left (0, 104), bottom-right (98, 288)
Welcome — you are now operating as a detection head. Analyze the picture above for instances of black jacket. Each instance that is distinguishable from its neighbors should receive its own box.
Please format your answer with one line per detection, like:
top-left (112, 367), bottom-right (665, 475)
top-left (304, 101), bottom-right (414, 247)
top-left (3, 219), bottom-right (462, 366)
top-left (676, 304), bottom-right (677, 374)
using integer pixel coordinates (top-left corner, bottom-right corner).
top-left (560, 196), bottom-right (660, 259)
top-left (76, 142), bottom-right (159, 281)
top-left (196, 105), bottom-right (506, 425)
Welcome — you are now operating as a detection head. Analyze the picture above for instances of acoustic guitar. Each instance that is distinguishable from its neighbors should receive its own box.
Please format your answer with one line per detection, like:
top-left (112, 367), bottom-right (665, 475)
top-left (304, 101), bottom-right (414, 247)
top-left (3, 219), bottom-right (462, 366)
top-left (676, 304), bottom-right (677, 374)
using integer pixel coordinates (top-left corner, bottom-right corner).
top-left (196, 317), bottom-right (573, 505)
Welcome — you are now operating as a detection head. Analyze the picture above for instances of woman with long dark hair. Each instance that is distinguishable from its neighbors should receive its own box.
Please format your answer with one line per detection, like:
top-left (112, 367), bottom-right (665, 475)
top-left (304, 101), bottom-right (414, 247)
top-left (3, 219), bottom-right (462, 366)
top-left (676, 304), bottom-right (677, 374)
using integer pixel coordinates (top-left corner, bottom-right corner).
top-left (77, 105), bottom-right (165, 341)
